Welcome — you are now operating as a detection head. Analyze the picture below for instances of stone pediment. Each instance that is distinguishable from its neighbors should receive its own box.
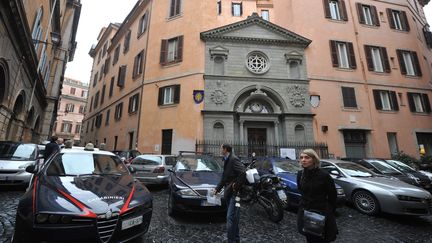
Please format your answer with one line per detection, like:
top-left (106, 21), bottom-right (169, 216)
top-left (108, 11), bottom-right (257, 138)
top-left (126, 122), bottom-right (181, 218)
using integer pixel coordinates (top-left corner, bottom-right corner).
top-left (201, 13), bottom-right (311, 47)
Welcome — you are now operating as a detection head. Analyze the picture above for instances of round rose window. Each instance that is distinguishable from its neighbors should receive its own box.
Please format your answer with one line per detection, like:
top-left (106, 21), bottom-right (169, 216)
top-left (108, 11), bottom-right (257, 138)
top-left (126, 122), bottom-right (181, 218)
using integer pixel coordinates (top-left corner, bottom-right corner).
top-left (246, 52), bottom-right (270, 74)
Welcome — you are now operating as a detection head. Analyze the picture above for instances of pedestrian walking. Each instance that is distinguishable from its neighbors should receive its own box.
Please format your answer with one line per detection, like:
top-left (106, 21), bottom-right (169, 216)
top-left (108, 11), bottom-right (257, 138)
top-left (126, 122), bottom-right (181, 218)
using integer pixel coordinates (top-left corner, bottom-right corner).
top-left (297, 149), bottom-right (338, 243)
top-left (214, 144), bottom-right (245, 243)
top-left (44, 136), bottom-right (60, 160)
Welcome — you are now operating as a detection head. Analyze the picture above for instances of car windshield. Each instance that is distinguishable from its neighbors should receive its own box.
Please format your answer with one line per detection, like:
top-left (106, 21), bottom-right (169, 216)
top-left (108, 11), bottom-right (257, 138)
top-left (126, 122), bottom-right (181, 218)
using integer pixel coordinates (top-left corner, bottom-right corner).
top-left (132, 156), bottom-right (162, 165)
top-left (46, 153), bottom-right (128, 176)
top-left (366, 160), bottom-right (402, 175)
top-left (385, 160), bottom-right (416, 173)
top-left (175, 156), bottom-right (222, 172)
top-left (337, 163), bottom-right (374, 177)
top-left (0, 142), bottom-right (36, 160)
top-left (274, 160), bottom-right (302, 173)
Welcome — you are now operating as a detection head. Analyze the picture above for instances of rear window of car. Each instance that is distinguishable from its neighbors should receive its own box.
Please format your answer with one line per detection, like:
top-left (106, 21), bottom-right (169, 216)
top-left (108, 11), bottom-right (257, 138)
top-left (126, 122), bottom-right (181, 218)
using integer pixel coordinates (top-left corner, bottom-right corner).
top-left (165, 157), bottom-right (177, 166)
top-left (0, 142), bottom-right (36, 160)
top-left (132, 156), bottom-right (162, 165)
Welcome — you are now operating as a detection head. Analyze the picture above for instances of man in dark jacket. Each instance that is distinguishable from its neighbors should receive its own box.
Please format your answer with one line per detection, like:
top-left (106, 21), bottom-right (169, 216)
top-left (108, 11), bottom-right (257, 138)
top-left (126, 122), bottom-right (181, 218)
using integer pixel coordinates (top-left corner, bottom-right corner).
top-left (44, 136), bottom-right (60, 160)
top-left (214, 144), bottom-right (245, 243)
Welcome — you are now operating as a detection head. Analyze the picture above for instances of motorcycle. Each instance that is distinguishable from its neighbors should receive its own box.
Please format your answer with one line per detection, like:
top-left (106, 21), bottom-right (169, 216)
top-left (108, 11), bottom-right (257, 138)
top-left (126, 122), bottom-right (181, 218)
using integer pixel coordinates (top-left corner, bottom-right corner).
top-left (238, 159), bottom-right (286, 223)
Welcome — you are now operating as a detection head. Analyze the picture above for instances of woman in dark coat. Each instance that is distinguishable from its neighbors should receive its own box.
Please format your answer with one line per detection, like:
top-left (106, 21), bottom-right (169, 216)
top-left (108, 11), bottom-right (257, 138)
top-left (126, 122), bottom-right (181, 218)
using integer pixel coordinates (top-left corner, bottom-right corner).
top-left (297, 149), bottom-right (338, 243)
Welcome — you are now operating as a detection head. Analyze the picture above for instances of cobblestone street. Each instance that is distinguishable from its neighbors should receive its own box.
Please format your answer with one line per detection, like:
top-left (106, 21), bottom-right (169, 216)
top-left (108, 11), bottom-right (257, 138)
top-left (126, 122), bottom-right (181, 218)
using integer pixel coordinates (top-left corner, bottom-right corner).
top-left (1, 186), bottom-right (432, 243)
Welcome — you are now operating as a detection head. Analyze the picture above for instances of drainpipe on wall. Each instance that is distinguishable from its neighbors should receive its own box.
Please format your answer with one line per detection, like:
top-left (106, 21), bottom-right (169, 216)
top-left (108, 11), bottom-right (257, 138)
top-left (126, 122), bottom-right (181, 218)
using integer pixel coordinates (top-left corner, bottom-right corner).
top-left (136, 0), bottom-right (154, 151)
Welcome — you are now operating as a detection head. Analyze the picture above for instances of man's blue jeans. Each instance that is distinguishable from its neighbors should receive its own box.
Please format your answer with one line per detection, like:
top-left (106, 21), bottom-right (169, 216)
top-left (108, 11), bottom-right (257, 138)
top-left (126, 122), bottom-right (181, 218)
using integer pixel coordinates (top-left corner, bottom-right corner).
top-left (226, 194), bottom-right (240, 243)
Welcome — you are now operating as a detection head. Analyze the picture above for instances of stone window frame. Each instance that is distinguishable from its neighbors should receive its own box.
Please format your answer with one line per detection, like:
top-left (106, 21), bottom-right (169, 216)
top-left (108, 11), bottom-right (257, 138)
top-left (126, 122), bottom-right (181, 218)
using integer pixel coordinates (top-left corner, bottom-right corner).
top-left (245, 51), bottom-right (270, 75)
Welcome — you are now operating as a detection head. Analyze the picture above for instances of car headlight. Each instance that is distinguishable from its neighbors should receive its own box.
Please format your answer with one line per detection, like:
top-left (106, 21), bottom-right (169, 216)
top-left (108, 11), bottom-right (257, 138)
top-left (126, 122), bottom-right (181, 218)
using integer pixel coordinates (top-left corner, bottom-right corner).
top-left (18, 162), bottom-right (34, 170)
top-left (177, 189), bottom-right (198, 196)
top-left (336, 188), bottom-right (345, 195)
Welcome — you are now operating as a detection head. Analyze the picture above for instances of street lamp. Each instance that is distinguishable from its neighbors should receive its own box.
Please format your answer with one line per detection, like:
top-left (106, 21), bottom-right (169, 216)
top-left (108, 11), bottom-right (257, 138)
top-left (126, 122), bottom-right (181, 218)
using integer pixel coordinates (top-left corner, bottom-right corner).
top-left (32, 32), bottom-right (61, 46)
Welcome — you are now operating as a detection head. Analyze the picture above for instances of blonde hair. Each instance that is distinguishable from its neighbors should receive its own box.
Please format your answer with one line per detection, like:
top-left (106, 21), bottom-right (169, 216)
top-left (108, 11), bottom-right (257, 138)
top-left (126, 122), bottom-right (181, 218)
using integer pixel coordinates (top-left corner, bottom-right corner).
top-left (300, 149), bottom-right (320, 168)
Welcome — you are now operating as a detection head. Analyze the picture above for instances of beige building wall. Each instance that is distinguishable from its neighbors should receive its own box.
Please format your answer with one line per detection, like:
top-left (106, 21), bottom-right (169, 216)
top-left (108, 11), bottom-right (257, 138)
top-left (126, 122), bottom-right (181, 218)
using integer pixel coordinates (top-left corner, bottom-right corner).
top-left (82, 0), bottom-right (432, 158)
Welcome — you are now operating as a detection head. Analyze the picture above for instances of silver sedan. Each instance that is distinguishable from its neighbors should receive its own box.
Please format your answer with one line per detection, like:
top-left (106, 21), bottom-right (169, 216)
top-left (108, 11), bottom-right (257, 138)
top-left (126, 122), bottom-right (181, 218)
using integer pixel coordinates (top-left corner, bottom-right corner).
top-left (320, 159), bottom-right (432, 216)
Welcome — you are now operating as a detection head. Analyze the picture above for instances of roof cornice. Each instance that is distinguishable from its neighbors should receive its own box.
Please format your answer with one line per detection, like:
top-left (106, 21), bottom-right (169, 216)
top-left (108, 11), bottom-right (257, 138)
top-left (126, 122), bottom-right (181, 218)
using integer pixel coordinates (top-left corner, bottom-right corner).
top-left (201, 13), bottom-right (311, 47)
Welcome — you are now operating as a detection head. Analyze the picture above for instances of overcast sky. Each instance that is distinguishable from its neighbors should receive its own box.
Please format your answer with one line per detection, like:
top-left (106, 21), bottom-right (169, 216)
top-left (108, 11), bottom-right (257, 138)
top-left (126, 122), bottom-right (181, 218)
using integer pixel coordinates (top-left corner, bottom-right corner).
top-left (64, 1), bottom-right (432, 84)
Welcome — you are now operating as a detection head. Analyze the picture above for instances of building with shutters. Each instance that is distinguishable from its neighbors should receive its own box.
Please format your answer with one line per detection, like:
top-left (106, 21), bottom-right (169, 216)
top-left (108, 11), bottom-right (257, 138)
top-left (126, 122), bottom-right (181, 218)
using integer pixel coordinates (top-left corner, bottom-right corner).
top-left (81, 0), bottom-right (432, 159)
top-left (53, 77), bottom-right (88, 145)
top-left (0, 0), bottom-right (81, 143)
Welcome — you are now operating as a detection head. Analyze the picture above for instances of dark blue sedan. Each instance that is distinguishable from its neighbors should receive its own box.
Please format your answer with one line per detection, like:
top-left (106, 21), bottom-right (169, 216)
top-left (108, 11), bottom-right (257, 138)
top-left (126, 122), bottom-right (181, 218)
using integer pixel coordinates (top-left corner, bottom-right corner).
top-left (255, 158), bottom-right (346, 209)
top-left (168, 154), bottom-right (226, 216)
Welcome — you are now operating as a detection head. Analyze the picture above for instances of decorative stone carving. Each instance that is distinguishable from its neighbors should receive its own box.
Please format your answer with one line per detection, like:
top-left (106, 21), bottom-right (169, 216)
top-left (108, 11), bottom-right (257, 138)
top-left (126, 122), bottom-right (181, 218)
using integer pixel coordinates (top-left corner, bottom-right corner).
top-left (246, 51), bottom-right (270, 74)
top-left (287, 85), bottom-right (308, 108)
top-left (211, 89), bottom-right (228, 105)
top-left (209, 46), bottom-right (229, 60)
top-left (285, 51), bottom-right (303, 64)
top-left (250, 85), bottom-right (267, 96)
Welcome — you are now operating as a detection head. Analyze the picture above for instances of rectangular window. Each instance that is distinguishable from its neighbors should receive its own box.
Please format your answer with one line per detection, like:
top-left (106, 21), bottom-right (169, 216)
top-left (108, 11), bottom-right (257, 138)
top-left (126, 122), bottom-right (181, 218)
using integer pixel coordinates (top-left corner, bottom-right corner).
top-left (81, 90), bottom-right (88, 98)
top-left (329, 0), bottom-right (341, 20)
top-left (65, 104), bottom-right (75, 113)
top-left (124, 30), bottom-right (131, 53)
top-left (133, 50), bottom-right (144, 78)
top-left (102, 42), bottom-right (107, 58)
top-left (138, 12), bottom-right (148, 36)
top-left (371, 47), bottom-right (383, 72)
top-left (365, 45), bottom-right (390, 73)
top-left (89, 97), bottom-right (93, 112)
top-left (407, 92), bottom-right (431, 113)
top-left (93, 72), bottom-right (98, 87)
top-left (105, 109), bottom-right (110, 125)
top-left (61, 123), bottom-right (72, 133)
top-left (101, 85), bottom-right (106, 105)
top-left (75, 124), bottom-right (82, 134)
top-left (160, 36), bottom-right (184, 65)
top-left (356, 3), bottom-right (379, 26)
top-left (362, 5), bottom-right (373, 25)
top-left (387, 9), bottom-right (410, 31)
top-left (99, 65), bottom-right (104, 80)
top-left (115, 103), bottom-right (123, 120)
top-left (387, 133), bottom-right (399, 156)
top-left (217, 0), bottom-right (222, 15)
top-left (232, 2), bottom-right (242, 17)
top-left (330, 40), bottom-right (356, 69)
top-left (261, 10), bottom-right (269, 21)
top-left (341, 87), bottom-right (358, 108)
top-left (396, 50), bottom-right (422, 76)
top-left (169, 0), bottom-right (181, 17)
top-left (128, 93), bottom-right (140, 114)
top-left (94, 92), bottom-right (100, 109)
top-left (113, 45), bottom-right (120, 65)
top-left (79, 105), bottom-right (85, 114)
top-left (70, 87), bottom-right (76, 95)
top-left (109, 77), bottom-right (114, 97)
top-left (117, 65), bottom-right (127, 87)
top-left (324, 0), bottom-right (347, 21)
top-left (373, 90), bottom-right (399, 111)
top-left (104, 56), bottom-right (110, 74)
top-left (158, 85), bottom-right (181, 106)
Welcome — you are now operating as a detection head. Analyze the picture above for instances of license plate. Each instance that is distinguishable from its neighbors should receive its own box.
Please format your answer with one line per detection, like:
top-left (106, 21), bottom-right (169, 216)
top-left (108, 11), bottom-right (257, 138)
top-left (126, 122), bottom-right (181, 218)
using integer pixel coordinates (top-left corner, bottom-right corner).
top-left (277, 190), bottom-right (287, 201)
top-left (201, 200), bottom-right (217, 206)
top-left (121, 215), bottom-right (143, 230)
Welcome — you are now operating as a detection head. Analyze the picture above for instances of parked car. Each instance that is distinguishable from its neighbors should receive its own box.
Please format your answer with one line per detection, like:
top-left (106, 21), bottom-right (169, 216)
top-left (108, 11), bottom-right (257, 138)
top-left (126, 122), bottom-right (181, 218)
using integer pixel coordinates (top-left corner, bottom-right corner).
top-left (320, 159), bottom-right (432, 216)
top-left (254, 157), bottom-right (346, 209)
top-left (384, 159), bottom-right (432, 192)
top-left (0, 141), bottom-right (42, 186)
top-left (129, 154), bottom-right (177, 185)
top-left (167, 153), bottom-right (226, 216)
top-left (112, 150), bottom-right (141, 164)
top-left (12, 144), bottom-right (153, 243)
top-left (346, 158), bottom-right (421, 187)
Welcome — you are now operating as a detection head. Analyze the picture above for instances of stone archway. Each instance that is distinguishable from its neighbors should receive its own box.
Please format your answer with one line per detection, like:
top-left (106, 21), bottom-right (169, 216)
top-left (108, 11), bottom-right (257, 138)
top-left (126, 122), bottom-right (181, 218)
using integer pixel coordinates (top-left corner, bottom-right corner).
top-left (6, 91), bottom-right (26, 141)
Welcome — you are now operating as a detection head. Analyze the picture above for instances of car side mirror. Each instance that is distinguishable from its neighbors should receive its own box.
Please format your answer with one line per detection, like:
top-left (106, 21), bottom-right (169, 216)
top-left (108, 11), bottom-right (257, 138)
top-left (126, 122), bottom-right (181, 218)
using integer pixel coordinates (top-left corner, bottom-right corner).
top-left (330, 170), bottom-right (341, 177)
top-left (168, 168), bottom-right (174, 173)
top-left (128, 166), bottom-right (136, 174)
top-left (25, 165), bottom-right (37, 174)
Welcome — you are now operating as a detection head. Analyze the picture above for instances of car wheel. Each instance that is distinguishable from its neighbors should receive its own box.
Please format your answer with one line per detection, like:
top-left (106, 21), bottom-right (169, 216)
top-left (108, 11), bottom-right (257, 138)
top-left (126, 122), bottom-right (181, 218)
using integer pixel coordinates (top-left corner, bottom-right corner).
top-left (353, 190), bottom-right (380, 215)
top-left (167, 192), bottom-right (177, 217)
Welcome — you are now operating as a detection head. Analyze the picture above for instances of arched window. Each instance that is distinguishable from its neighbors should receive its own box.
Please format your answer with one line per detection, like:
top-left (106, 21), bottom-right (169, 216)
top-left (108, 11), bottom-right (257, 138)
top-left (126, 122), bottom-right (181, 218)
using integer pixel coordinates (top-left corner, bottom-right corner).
top-left (244, 100), bottom-right (272, 113)
top-left (13, 93), bottom-right (25, 117)
top-left (213, 122), bottom-right (225, 141)
top-left (295, 124), bottom-right (306, 142)
top-left (0, 63), bottom-right (6, 103)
